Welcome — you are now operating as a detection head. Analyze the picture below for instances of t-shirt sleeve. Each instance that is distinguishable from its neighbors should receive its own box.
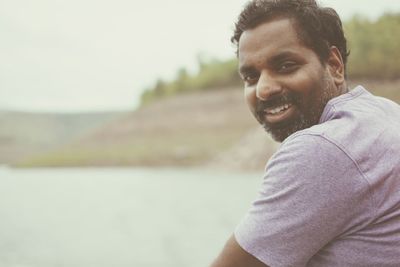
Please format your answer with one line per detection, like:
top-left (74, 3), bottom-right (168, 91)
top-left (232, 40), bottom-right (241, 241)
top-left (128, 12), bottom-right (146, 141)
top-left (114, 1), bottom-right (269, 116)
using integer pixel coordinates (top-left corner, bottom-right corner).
top-left (234, 133), bottom-right (374, 267)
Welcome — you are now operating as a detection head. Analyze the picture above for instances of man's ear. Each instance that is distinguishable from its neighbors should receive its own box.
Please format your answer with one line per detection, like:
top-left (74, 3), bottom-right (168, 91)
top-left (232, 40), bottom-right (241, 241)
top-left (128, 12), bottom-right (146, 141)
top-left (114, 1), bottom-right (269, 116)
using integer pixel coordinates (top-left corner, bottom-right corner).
top-left (327, 46), bottom-right (345, 86)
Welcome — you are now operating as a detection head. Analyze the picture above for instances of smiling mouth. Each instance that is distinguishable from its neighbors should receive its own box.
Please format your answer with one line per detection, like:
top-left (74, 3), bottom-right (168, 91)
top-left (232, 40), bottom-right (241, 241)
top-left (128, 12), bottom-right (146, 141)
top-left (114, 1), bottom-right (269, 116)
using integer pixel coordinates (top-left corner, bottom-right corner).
top-left (265, 103), bottom-right (292, 115)
top-left (262, 103), bottom-right (295, 124)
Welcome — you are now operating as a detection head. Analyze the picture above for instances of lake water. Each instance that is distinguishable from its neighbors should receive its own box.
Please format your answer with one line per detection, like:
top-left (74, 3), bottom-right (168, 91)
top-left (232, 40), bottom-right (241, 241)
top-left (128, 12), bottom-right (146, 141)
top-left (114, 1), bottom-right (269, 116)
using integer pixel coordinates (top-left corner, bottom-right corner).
top-left (0, 167), bottom-right (262, 267)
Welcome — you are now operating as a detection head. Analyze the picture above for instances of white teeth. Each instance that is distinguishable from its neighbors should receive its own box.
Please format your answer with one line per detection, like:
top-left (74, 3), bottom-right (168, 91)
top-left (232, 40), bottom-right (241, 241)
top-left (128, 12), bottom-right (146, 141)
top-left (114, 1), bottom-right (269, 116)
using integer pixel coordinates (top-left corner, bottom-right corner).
top-left (266, 104), bottom-right (291, 115)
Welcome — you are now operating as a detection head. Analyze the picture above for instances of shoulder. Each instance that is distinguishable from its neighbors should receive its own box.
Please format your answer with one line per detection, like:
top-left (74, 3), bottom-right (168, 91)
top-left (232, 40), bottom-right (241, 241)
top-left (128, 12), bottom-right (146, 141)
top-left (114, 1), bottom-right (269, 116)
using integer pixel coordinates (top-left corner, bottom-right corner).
top-left (263, 131), bottom-right (373, 212)
top-left (268, 131), bottom-right (349, 173)
top-left (235, 132), bottom-right (375, 266)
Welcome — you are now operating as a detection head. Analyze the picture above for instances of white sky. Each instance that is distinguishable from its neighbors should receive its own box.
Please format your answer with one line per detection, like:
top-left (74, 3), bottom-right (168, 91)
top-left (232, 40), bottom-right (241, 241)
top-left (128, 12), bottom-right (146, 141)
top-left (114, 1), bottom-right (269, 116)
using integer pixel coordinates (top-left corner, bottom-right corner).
top-left (1, 0), bottom-right (400, 112)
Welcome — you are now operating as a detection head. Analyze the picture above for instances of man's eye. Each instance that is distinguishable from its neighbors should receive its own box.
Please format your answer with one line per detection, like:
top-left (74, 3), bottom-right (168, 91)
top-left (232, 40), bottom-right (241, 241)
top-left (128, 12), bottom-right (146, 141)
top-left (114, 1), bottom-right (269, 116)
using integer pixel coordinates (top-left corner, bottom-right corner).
top-left (243, 74), bottom-right (259, 84)
top-left (278, 62), bottom-right (298, 73)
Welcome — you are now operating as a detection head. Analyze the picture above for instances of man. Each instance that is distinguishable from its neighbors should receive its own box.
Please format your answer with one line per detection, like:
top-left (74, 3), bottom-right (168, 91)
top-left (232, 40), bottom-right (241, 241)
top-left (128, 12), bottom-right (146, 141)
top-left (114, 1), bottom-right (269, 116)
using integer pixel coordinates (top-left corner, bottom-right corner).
top-left (211, 0), bottom-right (400, 266)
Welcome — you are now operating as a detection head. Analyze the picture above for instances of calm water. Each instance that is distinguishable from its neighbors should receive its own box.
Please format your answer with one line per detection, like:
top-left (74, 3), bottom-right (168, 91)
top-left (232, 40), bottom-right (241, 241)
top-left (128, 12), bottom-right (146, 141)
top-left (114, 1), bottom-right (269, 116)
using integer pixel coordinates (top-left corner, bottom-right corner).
top-left (0, 167), bottom-right (262, 267)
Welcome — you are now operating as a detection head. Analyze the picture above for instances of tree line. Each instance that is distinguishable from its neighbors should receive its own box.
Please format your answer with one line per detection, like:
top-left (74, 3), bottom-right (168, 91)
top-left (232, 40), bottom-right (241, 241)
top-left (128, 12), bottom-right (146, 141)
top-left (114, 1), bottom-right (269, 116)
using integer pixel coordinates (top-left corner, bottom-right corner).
top-left (141, 13), bottom-right (400, 105)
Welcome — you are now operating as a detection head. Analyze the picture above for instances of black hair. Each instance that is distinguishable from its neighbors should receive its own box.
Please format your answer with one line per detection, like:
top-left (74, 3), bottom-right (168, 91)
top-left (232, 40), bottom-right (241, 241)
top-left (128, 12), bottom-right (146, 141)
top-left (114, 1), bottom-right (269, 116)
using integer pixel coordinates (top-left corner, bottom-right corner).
top-left (231, 0), bottom-right (349, 71)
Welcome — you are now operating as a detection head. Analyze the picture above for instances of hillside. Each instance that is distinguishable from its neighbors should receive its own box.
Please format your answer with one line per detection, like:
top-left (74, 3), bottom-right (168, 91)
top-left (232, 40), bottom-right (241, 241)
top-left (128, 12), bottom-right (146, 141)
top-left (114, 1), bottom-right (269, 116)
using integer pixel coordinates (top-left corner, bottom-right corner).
top-left (17, 88), bottom-right (266, 168)
top-left (0, 111), bottom-right (124, 165)
top-left (16, 79), bottom-right (400, 170)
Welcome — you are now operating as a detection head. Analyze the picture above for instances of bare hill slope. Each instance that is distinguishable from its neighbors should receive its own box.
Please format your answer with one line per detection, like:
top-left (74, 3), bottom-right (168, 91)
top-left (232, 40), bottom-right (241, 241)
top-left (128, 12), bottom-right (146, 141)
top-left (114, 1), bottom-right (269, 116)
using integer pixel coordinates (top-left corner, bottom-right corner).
top-left (19, 88), bottom-right (277, 168)
top-left (17, 79), bottom-right (400, 170)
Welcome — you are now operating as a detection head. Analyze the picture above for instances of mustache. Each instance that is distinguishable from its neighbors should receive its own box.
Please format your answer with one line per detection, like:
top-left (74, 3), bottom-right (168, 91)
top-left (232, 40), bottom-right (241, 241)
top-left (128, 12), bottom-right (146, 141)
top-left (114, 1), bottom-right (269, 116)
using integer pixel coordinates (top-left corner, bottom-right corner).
top-left (255, 93), bottom-right (297, 116)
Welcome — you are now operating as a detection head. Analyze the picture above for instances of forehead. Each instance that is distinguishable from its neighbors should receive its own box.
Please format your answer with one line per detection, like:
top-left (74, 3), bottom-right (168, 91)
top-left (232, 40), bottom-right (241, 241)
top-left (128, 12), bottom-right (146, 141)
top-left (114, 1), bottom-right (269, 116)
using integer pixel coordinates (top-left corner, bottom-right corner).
top-left (238, 17), bottom-right (313, 67)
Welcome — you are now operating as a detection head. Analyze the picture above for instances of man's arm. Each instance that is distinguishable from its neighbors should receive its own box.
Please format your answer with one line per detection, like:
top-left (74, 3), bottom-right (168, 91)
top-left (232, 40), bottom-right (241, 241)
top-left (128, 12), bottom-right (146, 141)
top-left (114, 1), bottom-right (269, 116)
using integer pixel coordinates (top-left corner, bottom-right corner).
top-left (210, 235), bottom-right (269, 267)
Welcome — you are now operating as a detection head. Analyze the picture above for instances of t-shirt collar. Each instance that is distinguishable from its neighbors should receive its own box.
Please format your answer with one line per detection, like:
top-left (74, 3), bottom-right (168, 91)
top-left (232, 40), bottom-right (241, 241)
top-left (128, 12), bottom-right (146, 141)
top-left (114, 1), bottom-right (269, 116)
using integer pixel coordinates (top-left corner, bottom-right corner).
top-left (319, 85), bottom-right (367, 124)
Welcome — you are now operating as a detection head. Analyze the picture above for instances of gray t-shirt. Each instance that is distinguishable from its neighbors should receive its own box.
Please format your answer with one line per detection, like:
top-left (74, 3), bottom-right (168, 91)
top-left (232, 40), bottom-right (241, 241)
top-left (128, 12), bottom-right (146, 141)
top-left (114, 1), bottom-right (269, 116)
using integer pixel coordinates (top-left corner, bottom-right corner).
top-left (235, 86), bottom-right (400, 267)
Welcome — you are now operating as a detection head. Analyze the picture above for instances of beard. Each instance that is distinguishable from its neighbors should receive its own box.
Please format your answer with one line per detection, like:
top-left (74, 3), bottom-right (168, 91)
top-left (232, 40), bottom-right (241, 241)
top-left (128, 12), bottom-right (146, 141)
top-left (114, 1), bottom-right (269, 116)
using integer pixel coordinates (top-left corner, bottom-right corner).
top-left (255, 74), bottom-right (336, 142)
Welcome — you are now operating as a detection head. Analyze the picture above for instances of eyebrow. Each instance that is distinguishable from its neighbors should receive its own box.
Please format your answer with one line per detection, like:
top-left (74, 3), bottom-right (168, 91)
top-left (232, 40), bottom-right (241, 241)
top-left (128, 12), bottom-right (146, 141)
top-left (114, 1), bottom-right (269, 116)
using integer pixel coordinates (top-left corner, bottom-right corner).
top-left (239, 51), bottom-right (300, 75)
top-left (269, 51), bottom-right (299, 64)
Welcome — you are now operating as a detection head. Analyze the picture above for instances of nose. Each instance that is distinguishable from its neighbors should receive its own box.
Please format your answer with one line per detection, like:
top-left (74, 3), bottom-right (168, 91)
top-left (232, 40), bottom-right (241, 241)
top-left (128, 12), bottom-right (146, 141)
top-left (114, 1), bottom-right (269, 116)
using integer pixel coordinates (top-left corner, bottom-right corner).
top-left (256, 71), bottom-right (282, 101)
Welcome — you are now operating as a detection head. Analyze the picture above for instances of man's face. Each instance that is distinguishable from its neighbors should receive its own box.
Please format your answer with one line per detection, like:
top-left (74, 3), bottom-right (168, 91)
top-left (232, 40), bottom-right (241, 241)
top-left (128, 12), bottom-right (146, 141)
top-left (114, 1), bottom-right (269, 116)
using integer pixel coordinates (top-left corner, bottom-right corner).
top-left (238, 17), bottom-right (338, 142)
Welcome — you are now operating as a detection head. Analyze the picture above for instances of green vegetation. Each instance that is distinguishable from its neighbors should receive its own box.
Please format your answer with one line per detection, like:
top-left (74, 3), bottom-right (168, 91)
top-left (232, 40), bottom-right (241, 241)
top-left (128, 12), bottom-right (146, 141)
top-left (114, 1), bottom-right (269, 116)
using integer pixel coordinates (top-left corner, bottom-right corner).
top-left (141, 57), bottom-right (241, 105)
top-left (141, 13), bottom-right (400, 105)
top-left (345, 13), bottom-right (400, 79)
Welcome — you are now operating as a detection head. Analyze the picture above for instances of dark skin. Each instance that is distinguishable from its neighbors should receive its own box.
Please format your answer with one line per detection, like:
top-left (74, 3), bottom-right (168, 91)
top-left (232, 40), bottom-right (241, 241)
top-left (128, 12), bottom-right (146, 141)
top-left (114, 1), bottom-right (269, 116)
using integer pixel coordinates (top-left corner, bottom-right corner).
top-left (210, 17), bottom-right (346, 267)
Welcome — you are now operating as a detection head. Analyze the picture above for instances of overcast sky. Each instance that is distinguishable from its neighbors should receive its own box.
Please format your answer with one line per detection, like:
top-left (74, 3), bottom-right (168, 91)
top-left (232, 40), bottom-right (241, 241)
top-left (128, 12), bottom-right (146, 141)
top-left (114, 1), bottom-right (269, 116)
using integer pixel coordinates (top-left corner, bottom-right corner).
top-left (1, 0), bottom-right (400, 113)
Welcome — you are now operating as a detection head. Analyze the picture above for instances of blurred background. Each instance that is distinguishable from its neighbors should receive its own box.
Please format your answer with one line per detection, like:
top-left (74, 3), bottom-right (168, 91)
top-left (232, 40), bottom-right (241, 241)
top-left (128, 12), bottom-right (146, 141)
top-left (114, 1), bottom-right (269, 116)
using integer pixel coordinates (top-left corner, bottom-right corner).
top-left (0, 0), bottom-right (399, 266)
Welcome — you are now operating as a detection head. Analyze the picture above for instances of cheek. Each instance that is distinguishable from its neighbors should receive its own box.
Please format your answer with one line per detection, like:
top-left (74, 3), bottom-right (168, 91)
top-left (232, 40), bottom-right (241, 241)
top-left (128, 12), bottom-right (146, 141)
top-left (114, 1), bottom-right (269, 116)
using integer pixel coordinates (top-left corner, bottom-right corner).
top-left (297, 73), bottom-right (330, 108)
top-left (289, 73), bottom-right (317, 93)
top-left (244, 86), bottom-right (257, 114)
top-left (288, 69), bottom-right (326, 100)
